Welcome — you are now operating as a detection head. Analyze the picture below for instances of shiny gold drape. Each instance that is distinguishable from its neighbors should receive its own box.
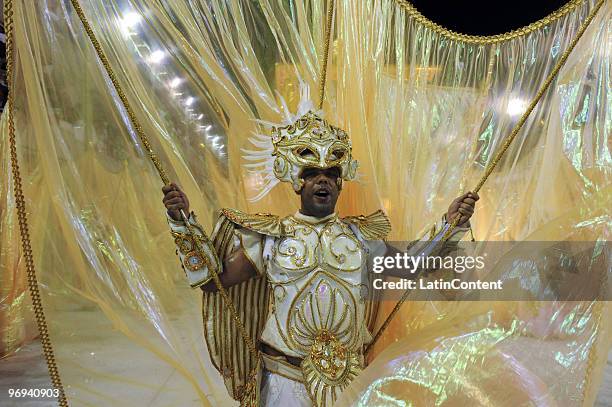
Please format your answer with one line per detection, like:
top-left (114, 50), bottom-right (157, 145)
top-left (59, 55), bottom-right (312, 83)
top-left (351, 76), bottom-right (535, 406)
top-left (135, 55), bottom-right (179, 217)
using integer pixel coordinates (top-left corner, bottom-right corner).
top-left (1, 0), bottom-right (610, 405)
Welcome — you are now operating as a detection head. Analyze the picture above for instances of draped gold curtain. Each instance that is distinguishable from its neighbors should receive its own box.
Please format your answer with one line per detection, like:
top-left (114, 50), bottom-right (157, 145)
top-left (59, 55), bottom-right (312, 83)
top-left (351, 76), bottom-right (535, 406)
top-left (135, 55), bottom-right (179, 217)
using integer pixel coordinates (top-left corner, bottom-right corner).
top-left (1, 0), bottom-right (610, 405)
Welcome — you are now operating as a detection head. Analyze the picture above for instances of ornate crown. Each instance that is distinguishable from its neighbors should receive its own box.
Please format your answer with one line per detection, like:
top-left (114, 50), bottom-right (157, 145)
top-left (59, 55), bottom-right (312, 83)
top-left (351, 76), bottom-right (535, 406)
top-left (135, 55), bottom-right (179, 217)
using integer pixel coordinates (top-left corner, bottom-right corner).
top-left (242, 85), bottom-right (359, 201)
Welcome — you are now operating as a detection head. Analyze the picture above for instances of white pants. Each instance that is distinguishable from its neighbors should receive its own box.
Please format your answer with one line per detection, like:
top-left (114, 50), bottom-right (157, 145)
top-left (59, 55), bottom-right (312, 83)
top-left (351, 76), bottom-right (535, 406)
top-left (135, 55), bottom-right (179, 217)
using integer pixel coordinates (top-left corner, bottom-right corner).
top-left (259, 369), bottom-right (311, 406)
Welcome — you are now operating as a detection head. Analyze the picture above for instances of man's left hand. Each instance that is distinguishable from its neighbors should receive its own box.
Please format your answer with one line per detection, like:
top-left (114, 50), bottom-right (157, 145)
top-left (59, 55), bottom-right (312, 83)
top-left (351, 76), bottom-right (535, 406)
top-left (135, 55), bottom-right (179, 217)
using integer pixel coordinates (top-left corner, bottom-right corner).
top-left (447, 191), bottom-right (479, 226)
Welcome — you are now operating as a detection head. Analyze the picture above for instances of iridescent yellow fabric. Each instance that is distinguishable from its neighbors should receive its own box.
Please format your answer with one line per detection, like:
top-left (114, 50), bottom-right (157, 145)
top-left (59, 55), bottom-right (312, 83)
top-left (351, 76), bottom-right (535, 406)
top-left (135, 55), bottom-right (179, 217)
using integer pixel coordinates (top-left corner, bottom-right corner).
top-left (1, 0), bottom-right (610, 406)
top-left (0, 111), bottom-right (38, 358)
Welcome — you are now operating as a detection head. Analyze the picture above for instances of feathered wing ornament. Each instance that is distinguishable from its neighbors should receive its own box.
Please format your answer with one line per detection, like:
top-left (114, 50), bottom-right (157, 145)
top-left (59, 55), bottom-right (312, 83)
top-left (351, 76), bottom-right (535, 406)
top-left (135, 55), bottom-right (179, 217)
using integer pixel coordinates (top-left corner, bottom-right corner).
top-left (242, 83), bottom-right (317, 202)
top-left (241, 131), bottom-right (280, 202)
top-left (241, 83), bottom-right (359, 202)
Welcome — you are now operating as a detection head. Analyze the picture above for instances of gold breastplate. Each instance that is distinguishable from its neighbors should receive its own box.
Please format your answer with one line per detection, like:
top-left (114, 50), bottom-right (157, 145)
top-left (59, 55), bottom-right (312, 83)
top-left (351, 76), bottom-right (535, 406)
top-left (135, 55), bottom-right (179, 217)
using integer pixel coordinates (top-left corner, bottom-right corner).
top-left (266, 215), bottom-right (366, 406)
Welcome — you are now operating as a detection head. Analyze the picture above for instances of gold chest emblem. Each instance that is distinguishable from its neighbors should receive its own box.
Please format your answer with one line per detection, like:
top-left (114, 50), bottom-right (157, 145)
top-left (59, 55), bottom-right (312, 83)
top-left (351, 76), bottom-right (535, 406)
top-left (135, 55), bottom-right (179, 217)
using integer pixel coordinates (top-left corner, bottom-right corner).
top-left (273, 219), bottom-right (364, 272)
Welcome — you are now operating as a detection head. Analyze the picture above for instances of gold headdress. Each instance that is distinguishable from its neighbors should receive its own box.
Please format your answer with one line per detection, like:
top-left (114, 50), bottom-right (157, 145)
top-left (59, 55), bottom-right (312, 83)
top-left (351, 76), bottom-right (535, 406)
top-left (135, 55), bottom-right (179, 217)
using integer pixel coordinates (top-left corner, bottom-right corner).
top-left (243, 84), bottom-right (358, 201)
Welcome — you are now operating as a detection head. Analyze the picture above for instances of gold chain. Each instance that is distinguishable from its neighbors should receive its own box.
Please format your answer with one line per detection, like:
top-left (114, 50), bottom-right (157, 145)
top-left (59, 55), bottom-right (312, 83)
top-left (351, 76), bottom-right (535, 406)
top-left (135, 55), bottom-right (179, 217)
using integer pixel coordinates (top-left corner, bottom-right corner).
top-left (366, 0), bottom-right (605, 356)
top-left (4, 0), bottom-right (69, 405)
top-left (66, 0), bottom-right (259, 359)
top-left (395, 0), bottom-right (586, 45)
top-left (317, 0), bottom-right (336, 110)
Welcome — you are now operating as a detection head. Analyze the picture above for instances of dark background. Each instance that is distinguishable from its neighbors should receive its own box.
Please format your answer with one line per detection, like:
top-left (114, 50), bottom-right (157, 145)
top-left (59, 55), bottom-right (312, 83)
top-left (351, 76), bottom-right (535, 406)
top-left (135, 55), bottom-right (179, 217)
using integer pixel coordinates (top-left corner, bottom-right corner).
top-left (409, 0), bottom-right (571, 35)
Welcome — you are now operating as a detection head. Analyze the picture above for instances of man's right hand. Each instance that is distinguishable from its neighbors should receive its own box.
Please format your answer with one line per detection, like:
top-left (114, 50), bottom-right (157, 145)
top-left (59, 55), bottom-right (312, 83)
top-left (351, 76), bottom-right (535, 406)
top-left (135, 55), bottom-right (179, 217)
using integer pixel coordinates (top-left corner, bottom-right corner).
top-left (162, 183), bottom-right (190, 221)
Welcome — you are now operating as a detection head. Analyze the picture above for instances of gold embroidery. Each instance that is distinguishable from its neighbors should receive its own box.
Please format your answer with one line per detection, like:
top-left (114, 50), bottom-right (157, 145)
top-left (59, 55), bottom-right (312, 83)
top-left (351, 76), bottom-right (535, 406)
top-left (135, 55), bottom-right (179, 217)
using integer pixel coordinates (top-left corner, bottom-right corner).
top-left (342, 209), bottom-right (391, 240)
top-left (273, 285), bottom-right (286, 301)
top-left (322, 222), bottom-right (363, 270)
top-left (260, 214), bottom-right (371, 406)
top-left (285, 273), bottom-right (361, 353)
top-left (301, 330), bottom-right (361, 406)
top-left (310, 330), bottom-right (347, 378)
top-left (172, 231), bottom-right (193, 254)
top-left (219, 208), bottom-right (284, 236)
top-left (183, 251), bottom-right (208, 272)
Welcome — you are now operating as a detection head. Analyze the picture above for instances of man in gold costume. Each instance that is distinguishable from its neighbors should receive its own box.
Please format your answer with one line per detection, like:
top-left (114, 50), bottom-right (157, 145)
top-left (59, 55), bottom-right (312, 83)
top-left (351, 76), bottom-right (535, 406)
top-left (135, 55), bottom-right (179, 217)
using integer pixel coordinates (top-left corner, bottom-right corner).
top-left (161, 101), bottom-right (478, 406)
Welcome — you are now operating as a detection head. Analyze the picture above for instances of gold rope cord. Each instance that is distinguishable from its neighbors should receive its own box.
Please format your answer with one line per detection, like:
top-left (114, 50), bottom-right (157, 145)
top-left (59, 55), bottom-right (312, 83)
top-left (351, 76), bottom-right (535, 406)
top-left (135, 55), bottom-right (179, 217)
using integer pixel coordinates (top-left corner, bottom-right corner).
top-left (396, 0), bottom-right (587, 44)
top-left (4, 0), bottom-right (69, 405)
top-left (365, 0), bottom-right (606, 356)
top-left (318, 0), bottom-right (336, 109)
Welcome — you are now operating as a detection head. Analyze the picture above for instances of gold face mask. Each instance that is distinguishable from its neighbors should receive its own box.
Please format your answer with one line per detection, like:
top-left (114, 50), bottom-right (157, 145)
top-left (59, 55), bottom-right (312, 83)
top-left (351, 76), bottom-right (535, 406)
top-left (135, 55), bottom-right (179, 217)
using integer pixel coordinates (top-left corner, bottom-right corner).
top-left (271, 111), bottom-right (358, 192)
top-left (242, 84), bottom-right (359, 201)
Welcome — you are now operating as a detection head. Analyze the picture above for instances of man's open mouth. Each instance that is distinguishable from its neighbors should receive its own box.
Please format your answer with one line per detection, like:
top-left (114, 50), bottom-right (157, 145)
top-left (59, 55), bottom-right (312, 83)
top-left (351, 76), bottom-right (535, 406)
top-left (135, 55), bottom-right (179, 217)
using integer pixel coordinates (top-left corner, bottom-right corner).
top-left (314, 189), bottom-right (330, 198)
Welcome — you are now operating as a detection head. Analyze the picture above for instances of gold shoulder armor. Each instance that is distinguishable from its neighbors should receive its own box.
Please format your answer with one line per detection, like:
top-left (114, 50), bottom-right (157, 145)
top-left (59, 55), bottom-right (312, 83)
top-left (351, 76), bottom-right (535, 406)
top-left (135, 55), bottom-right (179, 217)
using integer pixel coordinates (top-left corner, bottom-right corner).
top-left (343, 209), bottom-right (391, 240)
top-left (218, 208), bottom-right (284, 236)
